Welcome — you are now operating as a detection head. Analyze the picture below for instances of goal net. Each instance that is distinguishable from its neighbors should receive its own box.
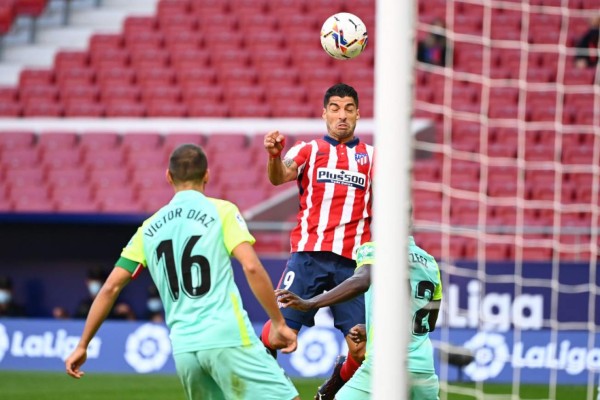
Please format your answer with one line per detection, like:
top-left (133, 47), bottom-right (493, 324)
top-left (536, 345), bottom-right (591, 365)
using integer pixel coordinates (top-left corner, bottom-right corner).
top-left (412, 0), bottom-right (599, 398)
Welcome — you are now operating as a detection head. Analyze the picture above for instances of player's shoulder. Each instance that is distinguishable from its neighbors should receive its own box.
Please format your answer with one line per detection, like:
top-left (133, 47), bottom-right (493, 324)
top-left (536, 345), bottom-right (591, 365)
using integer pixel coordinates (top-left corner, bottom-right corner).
top-left (207, 197), bottom-right (239, 214)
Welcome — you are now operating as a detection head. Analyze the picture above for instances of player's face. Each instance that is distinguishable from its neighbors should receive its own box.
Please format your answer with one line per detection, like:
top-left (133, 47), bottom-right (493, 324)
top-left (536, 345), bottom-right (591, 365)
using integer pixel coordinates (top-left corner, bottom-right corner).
top-left (323, 96), bottom-right (360, 143)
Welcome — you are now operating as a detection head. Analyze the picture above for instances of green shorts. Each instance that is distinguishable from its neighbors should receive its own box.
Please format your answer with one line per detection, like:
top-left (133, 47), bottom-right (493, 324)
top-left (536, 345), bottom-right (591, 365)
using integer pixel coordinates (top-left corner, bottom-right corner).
top-left (410, 372), bottom-right (439, 400)
top-left (173, 343), bottom-right (298, 400)
top-left (335, 359), bottom-right (439, 400)
top-left (336, 356), bottom-right (372, 400)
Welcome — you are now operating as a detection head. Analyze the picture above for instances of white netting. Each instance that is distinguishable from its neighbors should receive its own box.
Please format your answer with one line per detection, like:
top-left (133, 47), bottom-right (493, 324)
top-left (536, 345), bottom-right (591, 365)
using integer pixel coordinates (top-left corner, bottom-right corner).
top-left (413, 0), bottom-right (599, 398)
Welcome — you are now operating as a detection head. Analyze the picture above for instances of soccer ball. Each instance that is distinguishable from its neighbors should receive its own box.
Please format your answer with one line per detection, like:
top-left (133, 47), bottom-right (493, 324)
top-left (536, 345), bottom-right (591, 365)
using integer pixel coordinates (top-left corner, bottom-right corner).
top-left (320, 12), bottom-right (368, 60)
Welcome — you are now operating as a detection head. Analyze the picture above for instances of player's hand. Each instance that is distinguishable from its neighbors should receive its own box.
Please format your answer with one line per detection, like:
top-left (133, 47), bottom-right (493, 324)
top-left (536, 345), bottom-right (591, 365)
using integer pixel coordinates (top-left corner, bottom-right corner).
top-left (348, 324), bottom-right (367, 344)
top-left (268, 321), bottom-right (298, 354)
top-left (275, 289), bottom-right (313, 312)
top-left (65, 346), bottom-right (87, 379)
top-left (264, 131), bottom-right (286, 158)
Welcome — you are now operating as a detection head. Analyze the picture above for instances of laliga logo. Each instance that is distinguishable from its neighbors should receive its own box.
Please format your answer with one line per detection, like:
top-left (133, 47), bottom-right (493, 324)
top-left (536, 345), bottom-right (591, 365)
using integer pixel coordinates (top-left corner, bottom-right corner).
top-left (0, 324), bottom-right (9, 363)
top-left (124, 323), bottom-right (171, 373)
top-left (463, 332), bottom-right (510, 381)
top-left (290, 327), bottom-right (344, 377)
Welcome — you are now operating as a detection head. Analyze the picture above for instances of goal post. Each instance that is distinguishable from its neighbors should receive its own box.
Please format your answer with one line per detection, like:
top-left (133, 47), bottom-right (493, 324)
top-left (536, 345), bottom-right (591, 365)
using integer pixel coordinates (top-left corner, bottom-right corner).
top-left (372, 0), bottom-right (414, 398)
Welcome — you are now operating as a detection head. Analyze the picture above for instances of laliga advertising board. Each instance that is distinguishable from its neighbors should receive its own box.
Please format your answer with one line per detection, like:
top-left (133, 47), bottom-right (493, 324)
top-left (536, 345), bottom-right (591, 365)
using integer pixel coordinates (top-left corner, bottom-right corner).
top-left (0, 262), bottom-right (598, 382)
top-left (0, 317), bottom-right (600, 383)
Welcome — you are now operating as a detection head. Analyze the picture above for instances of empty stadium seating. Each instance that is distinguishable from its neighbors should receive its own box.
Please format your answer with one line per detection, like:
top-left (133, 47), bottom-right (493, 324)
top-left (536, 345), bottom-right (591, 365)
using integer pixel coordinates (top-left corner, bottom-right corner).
top-left (1, 0), bottom-right (597, 261)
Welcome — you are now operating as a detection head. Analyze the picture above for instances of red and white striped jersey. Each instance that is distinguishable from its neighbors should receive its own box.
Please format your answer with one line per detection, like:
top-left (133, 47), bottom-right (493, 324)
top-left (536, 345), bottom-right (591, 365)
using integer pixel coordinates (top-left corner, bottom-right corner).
top-left (284, 135), bottom-right (374, 260)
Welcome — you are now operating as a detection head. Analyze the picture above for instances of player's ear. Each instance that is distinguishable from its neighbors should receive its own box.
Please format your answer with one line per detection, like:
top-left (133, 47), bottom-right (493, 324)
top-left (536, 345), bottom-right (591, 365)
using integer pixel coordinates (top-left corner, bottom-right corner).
top-left (166, 169), bottom-right (174, 186)
top-left (322, 108), bottom-right (327, 120)
top-left (203, 169), bottom-right (210, 185)
top-left (357, 109), bottom-right (360, 119)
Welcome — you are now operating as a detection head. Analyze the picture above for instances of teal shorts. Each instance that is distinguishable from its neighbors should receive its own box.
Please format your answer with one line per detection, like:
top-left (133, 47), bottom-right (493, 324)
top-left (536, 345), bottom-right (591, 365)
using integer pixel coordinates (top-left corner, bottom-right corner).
top-left (410, 372), bottom-right (439, 400)
top-left (335, 357), bottom-right (372, 400)
top-left (173, 343), bottom-right (298, 400)
top-left (335, 359), bottom-right (439, 400)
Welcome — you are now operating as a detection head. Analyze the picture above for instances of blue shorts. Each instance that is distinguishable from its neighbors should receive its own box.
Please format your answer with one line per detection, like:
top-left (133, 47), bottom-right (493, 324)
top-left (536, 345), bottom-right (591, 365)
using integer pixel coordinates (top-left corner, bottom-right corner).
top-left (276, 251), bottom-right (365, 336)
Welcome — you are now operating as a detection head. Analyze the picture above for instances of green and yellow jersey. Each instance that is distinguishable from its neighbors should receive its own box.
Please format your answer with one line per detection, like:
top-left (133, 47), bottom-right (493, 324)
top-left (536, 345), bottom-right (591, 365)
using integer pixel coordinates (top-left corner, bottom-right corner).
top-left (355, 237), bottom-right (442, 373)
top-left (116, 190), bottom-right (257, 354)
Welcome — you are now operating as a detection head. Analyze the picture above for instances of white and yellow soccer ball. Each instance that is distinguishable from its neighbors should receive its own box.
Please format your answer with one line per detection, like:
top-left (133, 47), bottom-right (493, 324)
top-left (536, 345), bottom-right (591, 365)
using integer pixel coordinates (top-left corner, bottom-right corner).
top-left (320, 12), bottom-right (368, 60)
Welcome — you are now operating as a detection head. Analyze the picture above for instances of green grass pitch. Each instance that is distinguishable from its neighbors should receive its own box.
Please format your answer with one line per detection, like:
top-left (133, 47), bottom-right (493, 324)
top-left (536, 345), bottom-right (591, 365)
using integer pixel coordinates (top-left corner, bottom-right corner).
top-left (0, 371), bottom-right (593, 399)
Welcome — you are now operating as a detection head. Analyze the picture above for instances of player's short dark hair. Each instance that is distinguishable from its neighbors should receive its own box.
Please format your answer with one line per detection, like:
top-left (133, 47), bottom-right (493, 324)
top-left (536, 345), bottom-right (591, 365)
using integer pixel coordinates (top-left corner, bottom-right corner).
top-left (169, 144), bottom-right (208, 184)
top-left (324, 83), bottom-right (359, 108)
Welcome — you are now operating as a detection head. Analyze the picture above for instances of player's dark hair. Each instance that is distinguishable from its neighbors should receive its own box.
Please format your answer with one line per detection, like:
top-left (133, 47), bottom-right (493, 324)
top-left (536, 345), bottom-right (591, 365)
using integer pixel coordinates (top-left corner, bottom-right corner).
top-left (169, 144), bottom-right (208, 184)
top-left (324, 83), bottom-right (359, 107)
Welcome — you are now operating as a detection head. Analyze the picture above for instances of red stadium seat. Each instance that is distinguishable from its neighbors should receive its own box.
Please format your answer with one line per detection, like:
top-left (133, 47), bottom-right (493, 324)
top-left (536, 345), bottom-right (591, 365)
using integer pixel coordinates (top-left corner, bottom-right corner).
top-left (78, 132), bottom-right (120, 151)
top-left (63, 101), bottom-right (105, 117)
top-left (10, 185), bottom-right (50, 212)
top-left (485, 242), bottom-right (512, 261)
top-left (55, 66), bottom-right (95, 86)
top-left (224, 188), bottom-right (265, 210)
top-left (158, 13), bottom-right (198, 31)
top-left (0, 3), bottom-right (15, 35)
top-left (4, 167), bottom-right (44, 189)
top-left (0, 102), bottom-right (21, 117)
top-left (15, 0), bottom-right (48, 17)
top-left (0, 148), bottom-right (39, 169)
top-left (162, 133), bottom-right (205, 154)
top-left (121, 132), bottom-right (163, 153)
top-left (99, 84), bottom-right (140, 103)
top-left (105, 100), bottom-right (146, 117)
top-left (562, 146), bottom-right (595, 165)
top-left (158, 0), bottom-right (192, 15)
top-left (187, 101), bottom-right (229, 117)
top-left (88, 168), bottom-right (128, 189)
top-left (19, 68), bottom-right (54, 86)
top-left (89, 33), bottom-right (124, 51)
top-left (524, 143), bottom-right (556, 161)
top-left (37, 131), bottom-right (79, 152)
top-left (138, 186), bottom-right (174, 213)
top-left (40, 148), bottom-right (81, 169)
top-left (124, 148), bottom-right (167, 171)
top-left (270, 100), bottom-right (314, 118)
top-left (60, 83), bottom-right (99, 103)
top-left (146, 101), bottom-right (187, 117)
top-left (54, 197), bottom-right (100, 213)
top-left (132, 168), bottom-right (172, 191)
top-left (95, 186), bottom-right (136, 204)
top-left (83, 148), bottom-right (125, 170)
top-left (169, 45), bottom-right (210, 67)
top-left (47, 168), bottom-right (88, 190)
top-left (19, 84), bottom-right (59, 103)
top-left (488, 142), bottom-right (517, 158)
top-left (54, 50), bottom-right (89, 70)
top-left (176, 66), bottom-right (218, 86)
top-left (0, 130), bottom-right (36, 151)
top-left (204, 133), bottom-right (247, 152)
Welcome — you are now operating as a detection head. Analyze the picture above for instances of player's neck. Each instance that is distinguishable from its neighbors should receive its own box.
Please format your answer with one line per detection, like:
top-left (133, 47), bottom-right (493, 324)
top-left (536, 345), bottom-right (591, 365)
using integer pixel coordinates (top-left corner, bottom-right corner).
top-left (173, 183), bottom-right (206, 194)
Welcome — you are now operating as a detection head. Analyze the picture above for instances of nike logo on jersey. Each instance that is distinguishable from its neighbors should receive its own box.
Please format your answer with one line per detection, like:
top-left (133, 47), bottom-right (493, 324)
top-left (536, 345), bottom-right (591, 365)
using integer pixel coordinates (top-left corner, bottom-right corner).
top-left (316, 168), bottom-right (366, 189)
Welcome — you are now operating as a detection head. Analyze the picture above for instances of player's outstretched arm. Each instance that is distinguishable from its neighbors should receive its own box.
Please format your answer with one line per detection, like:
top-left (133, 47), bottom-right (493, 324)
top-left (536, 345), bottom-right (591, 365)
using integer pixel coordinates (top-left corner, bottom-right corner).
top-left (232, 241), bottom-right (297, 353)
top-left (277, 264), bottom-right (372, 310)
top-left (264, 130), bottom-right (298, 185)
top-left (65, 267), bottom-right (132, 378)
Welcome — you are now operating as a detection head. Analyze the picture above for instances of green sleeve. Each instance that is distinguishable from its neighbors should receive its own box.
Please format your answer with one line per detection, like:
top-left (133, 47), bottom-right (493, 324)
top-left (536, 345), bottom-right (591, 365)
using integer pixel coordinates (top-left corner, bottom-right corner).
top-left (433, 266), bottom-right (443, 301)
top-left (116, 225), bottom-right (147, 269)
top-left (356, 242), bottom-right (375, 269)
top-left (214, 200), bottom-right (255, 254)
